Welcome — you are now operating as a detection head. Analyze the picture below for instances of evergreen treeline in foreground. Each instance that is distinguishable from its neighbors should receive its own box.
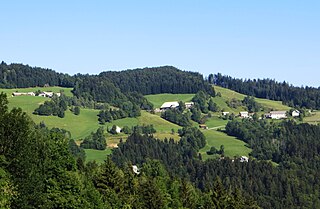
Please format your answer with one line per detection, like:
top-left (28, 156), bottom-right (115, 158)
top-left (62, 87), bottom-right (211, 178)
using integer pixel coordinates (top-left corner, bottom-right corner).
top-left (112, 120), bottom-right (320, 208)
top-left (211, 73), bottom-right (320, 109)
top-left (0, 92), bottom-right (258, 209)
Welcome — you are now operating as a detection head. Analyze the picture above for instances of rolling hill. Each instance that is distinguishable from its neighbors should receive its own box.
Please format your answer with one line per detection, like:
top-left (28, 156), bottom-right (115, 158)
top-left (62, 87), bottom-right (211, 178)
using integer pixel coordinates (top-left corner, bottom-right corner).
top-left (1, 84), bottom-right (297, 162)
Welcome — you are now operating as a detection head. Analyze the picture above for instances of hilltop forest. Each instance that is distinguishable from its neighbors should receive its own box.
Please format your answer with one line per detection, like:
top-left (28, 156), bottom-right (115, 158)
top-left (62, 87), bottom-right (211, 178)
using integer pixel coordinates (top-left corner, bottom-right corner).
top-left (2, 62), bottom-right (320, 208)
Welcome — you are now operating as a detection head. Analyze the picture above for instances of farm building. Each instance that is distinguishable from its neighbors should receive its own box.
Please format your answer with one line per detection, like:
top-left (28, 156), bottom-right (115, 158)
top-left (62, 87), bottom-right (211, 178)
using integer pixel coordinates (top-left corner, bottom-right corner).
top-left (269, 111), bottom-right (287, 119)
top-left (239, 111), bottom-right (249, 118)
top-left (115, 126), bottom-right (122, 134)
top-left (185, 102), bottom-right (194, 109)
top-left (132, 165), bottom-right (140, 174)
top-left (222, 112), bottom-right (229, 116)
top-left (199, 124), bottom-right (208, 129)
top-left (160, 101), bottom-right (179, 111)
top-left (12, 92), bottom-right (35, 96)
top-left (240, 156), bottom-right (249, 163)
top-left (292, 110), bottom-right (300, 117)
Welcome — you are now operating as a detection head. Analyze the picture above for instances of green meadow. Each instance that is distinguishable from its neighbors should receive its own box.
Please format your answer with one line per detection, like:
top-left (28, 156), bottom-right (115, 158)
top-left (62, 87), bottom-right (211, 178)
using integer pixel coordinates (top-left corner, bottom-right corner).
top-left (213, 85), bottom-right (291, 113)
top-left (199, 129), bottom-right (252, 160)
top-left (1, 86), bottom-right (73, 97)
top-left (84, 148), bottom-right (112, 164)
top-left (145, 93), bottom-right (195, 108)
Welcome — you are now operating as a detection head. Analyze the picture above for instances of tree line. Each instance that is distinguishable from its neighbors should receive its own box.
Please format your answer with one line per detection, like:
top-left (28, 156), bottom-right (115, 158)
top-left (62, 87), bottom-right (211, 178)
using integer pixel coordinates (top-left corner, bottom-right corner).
top-left (211, 72), bottom-right (320, 109)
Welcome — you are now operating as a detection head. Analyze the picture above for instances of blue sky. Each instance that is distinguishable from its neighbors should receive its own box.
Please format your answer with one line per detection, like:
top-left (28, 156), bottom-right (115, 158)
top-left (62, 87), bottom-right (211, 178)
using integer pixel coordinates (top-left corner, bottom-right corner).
top-left (1, 0), bottom-right (320, 87)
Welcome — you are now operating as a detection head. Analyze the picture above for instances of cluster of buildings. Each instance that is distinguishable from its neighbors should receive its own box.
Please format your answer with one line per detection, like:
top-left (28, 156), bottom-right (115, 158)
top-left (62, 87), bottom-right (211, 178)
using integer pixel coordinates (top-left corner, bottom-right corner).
top-left (154, 101), bottom-right (194, 112)
top-left (12, 91), bottom-right (61, 98)
top-left (237, 110), bottom-right (300, 119)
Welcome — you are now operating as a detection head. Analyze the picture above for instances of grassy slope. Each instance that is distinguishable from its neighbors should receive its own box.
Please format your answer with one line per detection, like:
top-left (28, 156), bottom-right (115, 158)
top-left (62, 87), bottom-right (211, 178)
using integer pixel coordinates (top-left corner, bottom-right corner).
top-left (213, 85), bottom-right (291, 113)
top-left (145, 93), bottom-right (194, 108)
top-left (5, 87), bottom-right (181, 140)
top-left (84, 149), bottom-right (112, 164)
top-left (4, 86), bottom-right (291, 163)
top-left (2, 87), bottom-right (73, 97)
top-left (200, 130), bottom-right (252, 160)
top-left (304, 111), bottom-right (320, 124)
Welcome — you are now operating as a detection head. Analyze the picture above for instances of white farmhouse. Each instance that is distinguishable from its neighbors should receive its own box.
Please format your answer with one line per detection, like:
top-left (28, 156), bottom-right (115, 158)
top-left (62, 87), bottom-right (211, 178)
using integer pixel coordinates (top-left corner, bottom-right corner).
top-left (240, 156), bottom-right (249, 163)
top-left (160, 101), bottom-right (179, 111)
top-left (222, 112), bottom-right (229, 116)
top-left (292, 110), bottom-right (300, 117)
top-left (115, 126), bottom-right (122, 134)
top-left (132, 165), bottom-right (140, 174)
top-left (270, 111), bottom-right (287, 119)
top-left (185, 102), bottom-right (194, 109)
top-left (239, 111), bottom-right (249, 118)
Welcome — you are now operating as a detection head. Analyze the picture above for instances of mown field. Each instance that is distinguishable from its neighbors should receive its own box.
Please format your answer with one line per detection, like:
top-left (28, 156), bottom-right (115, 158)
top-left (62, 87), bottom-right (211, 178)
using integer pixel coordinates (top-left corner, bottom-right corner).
top-left (84, 149), bottom-right (112, 164)
top-left (199, 130), bottom-right (252, 160)
top-left (213, 85), bottom-right (291, 113)
top-left (145, 93), bottom-right (194, 108)
top-left (2, 86), bottom-right (73, 97)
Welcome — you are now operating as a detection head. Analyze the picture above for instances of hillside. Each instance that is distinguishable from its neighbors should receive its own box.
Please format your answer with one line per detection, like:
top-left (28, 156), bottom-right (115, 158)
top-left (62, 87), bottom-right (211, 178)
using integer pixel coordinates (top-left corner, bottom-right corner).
top-left (4, 87), bottom-right (181, 141)
top-left (213, 85), bottom-right (291, 113)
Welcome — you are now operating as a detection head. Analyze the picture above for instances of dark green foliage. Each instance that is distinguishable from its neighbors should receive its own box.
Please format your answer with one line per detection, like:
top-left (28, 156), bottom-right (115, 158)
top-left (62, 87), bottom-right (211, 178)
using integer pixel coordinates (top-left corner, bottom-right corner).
top-left (192, 90), bottom-right (210, 113)
top-left (99, 66), bottom-right (215, 95)
top-left (121, 126), bottom-right (131, 134)
top-left (161, 108), bottom-right (192, 127)
top-left (132, 124), bottom-right (156, 135)
top-left (80, 127), bottom-right (106, 150)
top-left (72, 76), bottom-right (127, 106)
top-left (125, 91), bottom-right (154, 110)
top-left (109, 125), bottom-right (118, 135)
top-left (226, 98), bottom-right (242, 109)
top-left (190, 106), bottom-right (202, 123)
top-left (243, 96), bottom-right (261, 112)
top-left (33, 94), bottom-right (69, 118)
top-left (111, 132), bottom-right (260, 208)
top-left (0, 93), bottom-right (102, 208)
top-left (208, 98), bottom-right (219, 112)
top-left (73, 106), bottom-right (80, 115)
top-left (0, 62), bottom-right (74, 88)
top-left (98, 108), bottom-right (126, 124)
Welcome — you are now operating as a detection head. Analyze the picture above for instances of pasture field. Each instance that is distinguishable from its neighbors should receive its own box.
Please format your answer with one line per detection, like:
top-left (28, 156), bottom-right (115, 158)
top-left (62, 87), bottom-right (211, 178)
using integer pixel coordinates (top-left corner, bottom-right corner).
top-left (4, 89), bottom-right (182, 141)
top-left (145, 93), bottom-right (194, 108)
top-left (304, 111), bottom-right (320, 124)
top-left (1, 86), bottom-right (73, 97)
top-left (213, 86), bottom-right (291, 112)
top-left (84, 148), bottom-right (112, 164)
top-left (199, 129), bottom-right (252, 160)
top-left (205, 116), bottom-right (229, 128)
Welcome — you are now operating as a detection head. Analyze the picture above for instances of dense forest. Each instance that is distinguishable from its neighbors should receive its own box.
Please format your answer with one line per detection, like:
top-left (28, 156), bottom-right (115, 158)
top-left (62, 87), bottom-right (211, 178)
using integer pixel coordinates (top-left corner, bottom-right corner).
top-left (112, 121), bottom-right (320, 208)
top-left (0, 93), bottom-right (257, 208)
top-left (211, 73), bottom-right (320, 109)
top-left (0, 62), bottom-right (74, 88)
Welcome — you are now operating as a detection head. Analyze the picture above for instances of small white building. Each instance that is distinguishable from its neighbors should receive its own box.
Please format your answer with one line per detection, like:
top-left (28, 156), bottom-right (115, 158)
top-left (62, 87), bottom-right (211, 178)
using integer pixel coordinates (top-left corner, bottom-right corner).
top-left (185, 102), bottom-right (194, 109)
top-left (12, 92), bottom-right (26, 96)
top-left (222, 112), bottom-right (229, 116)
top-left (292, 110), bottom-right (300, 117)
top-left (160, 101), bottom-right (179, 111)
top-left (132, 165), bottom-right (140, 174)
top-left (270, 111), bottom-right (287, 119)
top-left (239, 111), bottom-right (249, 118)
top-left (240, 156), bottom-right (249, 163)
top-left (27, 92), bottom-right (35, 96)
top-left (115, 126), bottom-right (122, 134)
